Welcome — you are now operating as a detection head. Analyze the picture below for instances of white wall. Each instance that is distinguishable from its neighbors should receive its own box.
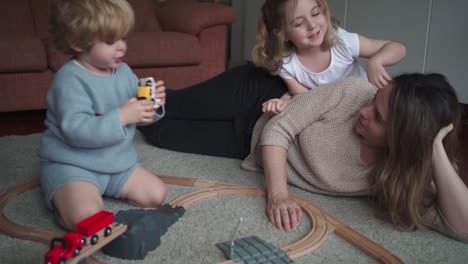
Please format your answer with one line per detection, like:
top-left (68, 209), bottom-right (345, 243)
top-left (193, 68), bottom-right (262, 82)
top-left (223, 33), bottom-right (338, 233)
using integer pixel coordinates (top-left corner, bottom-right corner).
top-left (230, 0), bottom-right (468, 103)
top-left (229, 0), bottom-right (263, 67)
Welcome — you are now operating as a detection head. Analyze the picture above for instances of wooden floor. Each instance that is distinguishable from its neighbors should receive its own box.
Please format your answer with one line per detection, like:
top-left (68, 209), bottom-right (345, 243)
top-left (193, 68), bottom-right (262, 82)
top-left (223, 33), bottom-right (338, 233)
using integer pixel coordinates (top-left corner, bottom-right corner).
top-left (0, 110), bottom-right (46, 136)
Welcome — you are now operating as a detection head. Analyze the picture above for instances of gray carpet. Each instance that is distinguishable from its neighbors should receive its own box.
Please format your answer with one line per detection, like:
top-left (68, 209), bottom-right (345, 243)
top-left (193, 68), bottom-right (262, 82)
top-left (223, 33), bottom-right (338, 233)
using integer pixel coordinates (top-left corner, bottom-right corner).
top-left (0, 132), bottom-right (467, 263)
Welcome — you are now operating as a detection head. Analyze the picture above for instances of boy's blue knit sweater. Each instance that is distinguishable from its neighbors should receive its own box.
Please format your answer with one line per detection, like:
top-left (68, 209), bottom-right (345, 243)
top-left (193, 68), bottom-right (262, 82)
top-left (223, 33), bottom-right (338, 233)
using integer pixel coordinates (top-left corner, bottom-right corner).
top-left (39, 60), bottom-right (140, 173)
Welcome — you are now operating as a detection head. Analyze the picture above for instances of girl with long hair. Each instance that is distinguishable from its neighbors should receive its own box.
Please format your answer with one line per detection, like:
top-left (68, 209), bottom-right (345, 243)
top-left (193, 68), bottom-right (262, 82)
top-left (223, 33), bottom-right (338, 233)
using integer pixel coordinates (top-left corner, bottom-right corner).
top-left (253, 0), bottom-right (405, 114)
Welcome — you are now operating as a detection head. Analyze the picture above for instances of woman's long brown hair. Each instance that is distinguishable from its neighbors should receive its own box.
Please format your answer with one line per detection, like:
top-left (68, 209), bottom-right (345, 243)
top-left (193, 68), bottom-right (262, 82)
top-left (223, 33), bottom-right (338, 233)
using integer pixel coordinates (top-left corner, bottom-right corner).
top-left (370, 73), bottom-right (461, 229)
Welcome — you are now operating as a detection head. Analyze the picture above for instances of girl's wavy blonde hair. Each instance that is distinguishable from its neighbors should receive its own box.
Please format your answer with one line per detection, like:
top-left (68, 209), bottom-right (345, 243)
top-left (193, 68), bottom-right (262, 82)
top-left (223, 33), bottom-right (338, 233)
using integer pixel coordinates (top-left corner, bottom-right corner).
top-left (252, 0), bottom-right (339, 74)
top-left (50, 0), bottom-right (135, 55)
top-left (369, 73), bottom-right (461, 230)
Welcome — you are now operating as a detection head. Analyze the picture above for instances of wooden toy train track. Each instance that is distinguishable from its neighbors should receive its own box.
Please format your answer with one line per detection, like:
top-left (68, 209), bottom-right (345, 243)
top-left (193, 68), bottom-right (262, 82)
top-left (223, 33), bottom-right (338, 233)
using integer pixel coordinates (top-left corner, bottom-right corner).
top-left (0, 176), bottom-right (403, 263)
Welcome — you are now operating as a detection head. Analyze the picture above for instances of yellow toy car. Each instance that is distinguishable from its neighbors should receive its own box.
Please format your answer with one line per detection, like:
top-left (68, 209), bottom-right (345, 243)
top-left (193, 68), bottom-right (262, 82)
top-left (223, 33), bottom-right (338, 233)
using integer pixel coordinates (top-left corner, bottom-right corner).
top-left (137, 77), bottom-right (165, 123)
top-left (138, 77), bottom-right (161, 109)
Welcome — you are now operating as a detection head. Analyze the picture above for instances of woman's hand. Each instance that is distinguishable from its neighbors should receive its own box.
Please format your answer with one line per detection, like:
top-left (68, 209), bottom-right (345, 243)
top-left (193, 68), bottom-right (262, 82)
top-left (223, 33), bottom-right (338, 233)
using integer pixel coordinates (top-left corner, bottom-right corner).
top-left (432, 123), bottom-right (454, 162)
top-left (432, 123), bottom-right (468, 234)
top-left (262, 145), bottom-right (301, 232)
top-left (262, 98), bottom-right (290, 114)
top-left (267, 197), bottom-right (303, 232)
top-left (434, 123), bottom-right (454, 146)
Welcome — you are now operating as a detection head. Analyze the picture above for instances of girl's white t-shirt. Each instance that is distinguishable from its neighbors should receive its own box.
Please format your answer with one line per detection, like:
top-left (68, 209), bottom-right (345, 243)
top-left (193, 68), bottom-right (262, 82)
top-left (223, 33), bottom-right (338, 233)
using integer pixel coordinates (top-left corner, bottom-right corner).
top-left (279, 28), bottom-right (367, 89)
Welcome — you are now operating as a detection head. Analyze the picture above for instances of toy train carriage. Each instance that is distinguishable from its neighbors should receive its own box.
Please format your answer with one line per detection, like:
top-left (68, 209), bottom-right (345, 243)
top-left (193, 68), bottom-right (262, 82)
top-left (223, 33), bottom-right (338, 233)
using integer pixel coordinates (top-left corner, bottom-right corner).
top-left (44, 233), bottom-right (84, 264)
top-left (44, 211), bottom-right (115, 264)
top-left (76, 210), bottom-right (114, 245)
top-left (138, 77), bottom-right (160, 109)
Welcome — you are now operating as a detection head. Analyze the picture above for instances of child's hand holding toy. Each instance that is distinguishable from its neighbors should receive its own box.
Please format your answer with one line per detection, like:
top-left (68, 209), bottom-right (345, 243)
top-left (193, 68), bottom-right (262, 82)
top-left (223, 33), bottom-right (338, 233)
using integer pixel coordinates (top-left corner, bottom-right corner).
top-left (153, 80), bottom-right (166, 107)
top-left (137, 77), bottom-right (167, 124)
top-left (120, 98), bottom-right (155, 126)
top-left (137, 77), bottom-right (166, 108)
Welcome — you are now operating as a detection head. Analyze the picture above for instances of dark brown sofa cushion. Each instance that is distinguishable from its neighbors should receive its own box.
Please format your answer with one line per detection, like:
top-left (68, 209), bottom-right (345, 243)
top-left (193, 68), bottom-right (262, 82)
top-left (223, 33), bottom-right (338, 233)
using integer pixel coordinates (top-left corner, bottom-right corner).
top-left (45, 31), bottom-right (203, 72)
top-left (43, 38), bottom-right (71, 72)
top-left (0, 0), bottom-right (36, 37)
top-left (0, 71), bottom-right (53, 112)
top-left (30, 0), bottom-right (50, 39)
top-left (157, 0), bottom-right (236, 35)
top-left (0, 37), bottom-right (47, 72)
top-left (125, 32), bottom-right (201, 67)
top-left (0, 0), bottom-right (235, 112)
top-left (128, 0), bottom-right (162, 32)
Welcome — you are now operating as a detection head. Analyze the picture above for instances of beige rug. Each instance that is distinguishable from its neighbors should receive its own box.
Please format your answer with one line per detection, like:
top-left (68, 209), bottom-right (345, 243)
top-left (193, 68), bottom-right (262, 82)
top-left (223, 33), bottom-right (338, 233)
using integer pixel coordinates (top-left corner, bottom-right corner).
top-left (0, 132), bottom-right (467, 263)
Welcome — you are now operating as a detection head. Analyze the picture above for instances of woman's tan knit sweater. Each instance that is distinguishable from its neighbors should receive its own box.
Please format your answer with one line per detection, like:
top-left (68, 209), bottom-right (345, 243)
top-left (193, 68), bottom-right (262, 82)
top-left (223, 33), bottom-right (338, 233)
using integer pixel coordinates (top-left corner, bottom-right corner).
top-left (242, 78), bottom-right (375, 195)
top-left (241, 78), bottom-right (468, 242)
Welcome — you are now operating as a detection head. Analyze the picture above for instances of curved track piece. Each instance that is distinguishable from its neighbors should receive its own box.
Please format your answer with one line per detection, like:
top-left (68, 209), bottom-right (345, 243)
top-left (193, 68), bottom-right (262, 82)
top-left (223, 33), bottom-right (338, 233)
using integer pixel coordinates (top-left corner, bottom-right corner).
top-left (170, 186), bottom-right (402, 264)
top-left (0, 179), bottom-right (104, 264)
top-left (0, 176), bottom-right (403, 264)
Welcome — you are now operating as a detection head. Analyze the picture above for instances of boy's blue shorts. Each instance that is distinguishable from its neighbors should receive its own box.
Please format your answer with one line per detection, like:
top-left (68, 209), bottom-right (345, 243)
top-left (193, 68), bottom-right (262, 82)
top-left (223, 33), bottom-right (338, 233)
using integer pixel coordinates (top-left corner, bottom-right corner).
top-left (40, 160), bottom-right (138, 210)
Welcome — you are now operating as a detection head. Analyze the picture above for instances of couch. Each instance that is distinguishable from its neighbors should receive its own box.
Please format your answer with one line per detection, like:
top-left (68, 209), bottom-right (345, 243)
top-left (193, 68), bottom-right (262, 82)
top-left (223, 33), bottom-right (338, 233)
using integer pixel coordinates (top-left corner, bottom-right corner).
top-left (0, 0), bottom-right (236, 112)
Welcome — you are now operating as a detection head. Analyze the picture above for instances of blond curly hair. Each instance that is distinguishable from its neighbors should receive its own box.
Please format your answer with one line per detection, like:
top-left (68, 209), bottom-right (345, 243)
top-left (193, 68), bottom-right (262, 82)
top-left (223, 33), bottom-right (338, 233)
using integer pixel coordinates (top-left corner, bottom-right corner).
top-left (50, 0), bottom-right (134, 55)
top-left (252, 0), bottom-right (339, 74)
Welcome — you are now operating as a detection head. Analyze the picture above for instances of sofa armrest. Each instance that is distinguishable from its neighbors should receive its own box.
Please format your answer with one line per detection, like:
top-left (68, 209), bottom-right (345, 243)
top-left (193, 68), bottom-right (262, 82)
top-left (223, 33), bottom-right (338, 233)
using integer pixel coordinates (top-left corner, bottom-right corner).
top-left (156, 0), bottom-right (236, 35)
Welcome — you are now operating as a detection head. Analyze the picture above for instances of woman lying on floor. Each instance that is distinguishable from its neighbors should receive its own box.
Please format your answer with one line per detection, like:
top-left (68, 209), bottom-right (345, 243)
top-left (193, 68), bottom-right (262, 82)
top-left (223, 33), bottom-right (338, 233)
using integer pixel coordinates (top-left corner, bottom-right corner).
top-left (139, 65), bottom-right (468, 242)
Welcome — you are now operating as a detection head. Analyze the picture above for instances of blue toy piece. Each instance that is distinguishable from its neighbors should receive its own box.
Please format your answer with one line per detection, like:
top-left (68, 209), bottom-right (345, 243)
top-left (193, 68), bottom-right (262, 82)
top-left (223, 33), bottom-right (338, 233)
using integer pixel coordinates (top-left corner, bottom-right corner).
top-left (216, 236), bottom-right (295, 264)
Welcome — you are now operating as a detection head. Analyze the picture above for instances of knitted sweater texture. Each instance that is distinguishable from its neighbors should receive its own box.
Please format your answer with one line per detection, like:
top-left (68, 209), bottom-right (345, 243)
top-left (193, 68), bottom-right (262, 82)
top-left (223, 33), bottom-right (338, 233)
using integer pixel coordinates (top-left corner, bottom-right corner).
top-left (39, 60), bottom-right (139, 173)
top-left (242, 78), bottom-right (468, 242)
top-left (242, 78), bottom-right (375, 195)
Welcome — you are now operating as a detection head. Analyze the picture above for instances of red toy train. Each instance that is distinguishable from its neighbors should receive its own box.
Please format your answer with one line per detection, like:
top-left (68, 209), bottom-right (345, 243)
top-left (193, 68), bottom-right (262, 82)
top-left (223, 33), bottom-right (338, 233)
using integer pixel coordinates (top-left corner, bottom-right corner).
top-left (44, 210), bottom-right (115, 264)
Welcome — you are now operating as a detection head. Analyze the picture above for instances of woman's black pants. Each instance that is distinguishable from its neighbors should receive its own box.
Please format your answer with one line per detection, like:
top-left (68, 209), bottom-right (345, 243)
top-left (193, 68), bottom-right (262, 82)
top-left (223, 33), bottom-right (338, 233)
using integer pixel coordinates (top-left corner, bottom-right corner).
top-left (138, 63), bottom-right (288, 159)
